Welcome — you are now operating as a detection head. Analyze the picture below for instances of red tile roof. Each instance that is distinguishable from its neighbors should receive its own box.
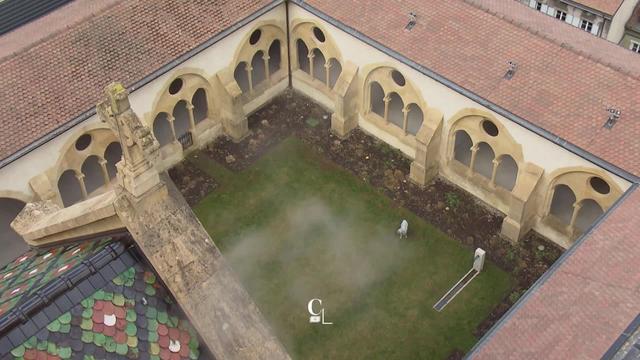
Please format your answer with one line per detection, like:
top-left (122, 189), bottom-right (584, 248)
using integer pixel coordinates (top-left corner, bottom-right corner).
top-left (575, 0), bottom-right (625, 15)
top-left (0, 0), bottom-right (275, 163)
top-left (301, 0), bottom-right (640, 177)
top-left (470, 186), bottom-right (640, 359)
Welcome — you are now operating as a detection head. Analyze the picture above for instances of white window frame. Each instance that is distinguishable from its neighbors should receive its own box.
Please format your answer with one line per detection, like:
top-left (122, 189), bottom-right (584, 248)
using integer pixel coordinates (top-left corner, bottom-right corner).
top-left (631, 41), bottom-right (640, 53)
top-left (555, 10), bottom-right (567, 21)
top-left (580, 19), bottom-right (593, 32)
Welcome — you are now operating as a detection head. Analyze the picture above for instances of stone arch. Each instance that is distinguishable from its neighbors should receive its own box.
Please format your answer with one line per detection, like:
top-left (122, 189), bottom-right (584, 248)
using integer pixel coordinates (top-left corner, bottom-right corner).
top-left (0, 197), bottom-right (28, 266)
top-left (406, 103), bottom-right (423, 136)
top-left (58, 170), bottom-right (84, 207)
top-left (495, 154), bottom-right (518, 191)
top-left (328, 58), bottom-right (342, 89)
top-left (231, 22), bottom-right (287, 96)
top-left (387, 92), bottom-right (404, 129)
top-left (234, 62), bottom-right (251, 93)
top-left (149, 71), bottom-right (215, 117)
top-left (104, 142), bottom-right (122, 180)
top-left (549, 184), bottom-right (576, 226)
top-left (81, 155), bottom-right (105, 195)
top-left (574, 199), bottom-right (604, 233)
top-left (172, 101), bottom-right (190, 139)
top-left (53, 126), bottom-right (118, 181)
top-left (473, 142), bottom-right (495, 179)
top-left (192, 88), bottom-right (208, 124)
top-left (453, 130), bottom-right (473, 166)
top-left (153, 112), bottom-right (174, 147)
top-left (296, 39), bottom-right (310, 74)
top-left (544, 167), bottom-right (622, 235)
top-left (291, 20), bottom-right (342, 73)
top-left (268, 39), bottom-right (282, 75)
top-left (362, 64), bottom-right (427, 136)
top-left (370, 81), bottom-right (385, 117)
top-left (251, 50), bottom-right (267, 87)
top-left (312, 48), bottom-right (326, 83)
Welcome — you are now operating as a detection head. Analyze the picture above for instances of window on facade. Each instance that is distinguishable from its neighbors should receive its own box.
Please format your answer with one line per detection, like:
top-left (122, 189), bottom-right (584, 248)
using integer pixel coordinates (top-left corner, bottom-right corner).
top-left (580, 20), bottom-right (593, 32)
top-left (535, 2), bottom-right (542, 10)
top-left (631, 41), bottom-right (640, 53)
top-left (555, 10), bottom-right (567, 21)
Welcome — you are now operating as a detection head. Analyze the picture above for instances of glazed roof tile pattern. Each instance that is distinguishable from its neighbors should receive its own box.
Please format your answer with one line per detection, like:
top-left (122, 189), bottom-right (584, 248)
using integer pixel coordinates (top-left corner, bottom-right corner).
top-left (0, 0), bottom-right (274, 162)
top-left (472, 188), bottom-right (640, 359)
top-left (302, 0), bottom-right (640, 176)
top-left (6, 265), bottom-right (203, 360)
top-left (0, 239), bottom-right (112, 318)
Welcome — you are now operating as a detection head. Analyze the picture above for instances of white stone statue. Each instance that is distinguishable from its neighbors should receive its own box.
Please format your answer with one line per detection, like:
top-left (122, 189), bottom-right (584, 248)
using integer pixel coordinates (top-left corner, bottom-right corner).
top-left (397, 219), bottom-right (408, 239)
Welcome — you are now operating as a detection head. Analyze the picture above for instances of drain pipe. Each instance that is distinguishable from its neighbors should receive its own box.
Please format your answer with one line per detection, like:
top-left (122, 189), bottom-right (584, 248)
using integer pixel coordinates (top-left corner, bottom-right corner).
top-left (285, 0), bottom-right (292, 88)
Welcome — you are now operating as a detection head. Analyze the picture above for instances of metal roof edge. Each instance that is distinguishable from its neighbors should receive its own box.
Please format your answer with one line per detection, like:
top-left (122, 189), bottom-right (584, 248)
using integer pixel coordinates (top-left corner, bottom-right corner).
top-left (464, 183), bottom-right (639, 359)
top-left (289, 0), bottom-right (640, 184)
top-left (0, 0), bottom-right (285, 170)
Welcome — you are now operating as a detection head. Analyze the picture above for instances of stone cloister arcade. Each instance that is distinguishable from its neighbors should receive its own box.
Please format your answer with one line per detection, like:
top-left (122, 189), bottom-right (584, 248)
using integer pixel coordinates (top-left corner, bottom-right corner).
top-left (0, 18), bottom-right (627, 252)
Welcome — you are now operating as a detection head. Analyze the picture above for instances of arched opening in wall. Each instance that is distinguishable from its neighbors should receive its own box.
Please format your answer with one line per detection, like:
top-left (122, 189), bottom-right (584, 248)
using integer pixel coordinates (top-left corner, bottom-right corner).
top-left (58, 170), bottom-right (83, 207)
top-left (173, 100), bottom-right (191, 139)
top-left (313, 26), bottom-right (326, 43)
top-left (406, 104), bottom-right (423, 135)
top-left (81, 155), bottom-right (105, 195)
top-left (297, 39), bottom-right (310, 74)
top-left (75, 134), bottom-right (92, 151)
top-left (192, 88), bottom-right (208, 124)
top-left (153, 113), bottom-right (173, 147)
top-left (574, 199), bottom-right (604, 233)
top-left (370, 81), bottom-right (385, 118)
top-left (549, 184), bottom-right (576, 226)
top-left (453, 130), bottom-right (473, 166)
top-left (387, 92), bottom-right (404, 129)
top-left (234, 62), bottom-right (250, 93)
top-left (0, 198), bottom-right (27, 267)
top-left (328, 58), bottom-right (342, 89)
top-left (268, 40), bottom-right (281, 75)
top-left (168, 78), bottom-right (183, 95)
top-left (251, 51), bottom-right (266, 87)
top-left (472, 142), bottom-right (495, 179)
top-left (495, 155), bottom-right (518, 191)
top-left (589, 176), bottom-right (610, 195)
top-left (312, 48), bottom-right (326, 83)
top-left (104, 142), bottom-right (122, 180)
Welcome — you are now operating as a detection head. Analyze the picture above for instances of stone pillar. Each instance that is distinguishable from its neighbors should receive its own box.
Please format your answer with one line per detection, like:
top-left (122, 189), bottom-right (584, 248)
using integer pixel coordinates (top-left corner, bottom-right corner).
top-left (263, 54), bottom-right (271, 81)
top-left (246, 65), bottom-right (254, 93)
top-left (308, 52), bottom-right (315, 77)
top-left (489, 158), bottom-right (500, 187)
top-left (325, 61), bottom-right (331, 87)
top-left (99, 158), bottom-right (111, 185)
top-left (76, 173), bottom-right (88, 199)
top-left (568, 201), bottom-right (582, 233)
top-left (185, 102), bottom-right (196, 131)
top-left (383, 96), bottom-right (391, 123)
top-left (468, 145), bottom-right (479, 176)
top-left (402, 107), bottom-right (409, 135)
top-left (167, 114), bottom-right (177, 142)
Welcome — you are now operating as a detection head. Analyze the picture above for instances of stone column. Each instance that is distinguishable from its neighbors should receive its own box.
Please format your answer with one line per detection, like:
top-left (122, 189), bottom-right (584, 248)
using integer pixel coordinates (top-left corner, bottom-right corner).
top-left (325, 61), bottom-right (331, 87)
top-left (246, 65), bottom-right (254, 93)
top-left (568, 201), bottom-right (582, 233)
top-left (76, 172), bottom-right (88, 200)
top-left (263, 54), bottom-right (271, 81)
top-left (383, 95), bottom-right (391, 123)
top-left (468, 145), bottom-right (479, 176)
top-left (185, 102), bottom-right (196, 131)
top-left (167, 114), bottom-right (177, 142)
top-left (489, 158), bottom-right (500, 187)
top-left (98, 158), bottom-right (111, 185)
top-left (308, 52), bottom-right (315, 77)
top-left (402, 107), bottom-right (409, 134)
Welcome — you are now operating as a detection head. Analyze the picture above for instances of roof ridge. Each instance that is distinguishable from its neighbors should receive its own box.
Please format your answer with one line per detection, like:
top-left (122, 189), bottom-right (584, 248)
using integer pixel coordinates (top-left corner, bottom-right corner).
top-left (462, 0), bottom-right (640, 81)
top-left (0, 0), bottom-right (126, 63)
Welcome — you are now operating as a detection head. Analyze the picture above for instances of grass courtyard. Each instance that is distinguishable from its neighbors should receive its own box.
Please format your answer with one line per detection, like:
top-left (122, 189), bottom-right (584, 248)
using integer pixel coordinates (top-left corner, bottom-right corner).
top-left (189, 137), bottom-right (513, 359)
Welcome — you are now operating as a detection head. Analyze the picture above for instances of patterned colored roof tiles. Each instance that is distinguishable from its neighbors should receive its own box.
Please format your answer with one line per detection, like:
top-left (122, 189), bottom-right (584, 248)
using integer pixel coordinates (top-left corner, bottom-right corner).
top-left (8, 265), bottom-right (203, 360)
top-left (0, 238), bottom-right (112, 318)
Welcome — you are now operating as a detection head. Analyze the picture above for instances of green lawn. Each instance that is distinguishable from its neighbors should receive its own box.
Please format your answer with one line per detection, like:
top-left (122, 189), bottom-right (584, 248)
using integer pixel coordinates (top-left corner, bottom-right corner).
top-left (191, 138), bottom-right (513, 359)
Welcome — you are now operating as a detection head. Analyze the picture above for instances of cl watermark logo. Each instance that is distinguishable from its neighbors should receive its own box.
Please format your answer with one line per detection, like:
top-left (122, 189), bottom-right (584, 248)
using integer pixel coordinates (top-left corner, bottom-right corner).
top-left (307, 298), bottom-right (333, 325)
